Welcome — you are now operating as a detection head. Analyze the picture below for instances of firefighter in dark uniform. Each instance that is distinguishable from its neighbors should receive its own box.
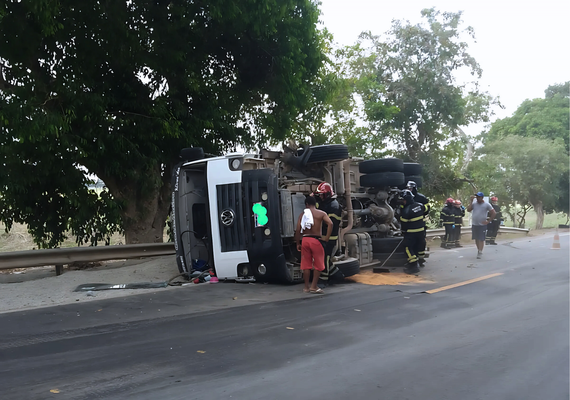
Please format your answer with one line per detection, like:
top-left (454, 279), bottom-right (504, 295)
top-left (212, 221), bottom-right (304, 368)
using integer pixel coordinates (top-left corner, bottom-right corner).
top-left (407, 181), bottom-right (430, 264)
top-left (453, 200), bottom-right (466, 247)
top-left (486, 196), bottom-right (502, 245)
top-left (440, 198), bottom-right (455, 249)
top-left (314, 182), bottom-right (344, 284)
top-left (400, 190), bottom-right (426, 274)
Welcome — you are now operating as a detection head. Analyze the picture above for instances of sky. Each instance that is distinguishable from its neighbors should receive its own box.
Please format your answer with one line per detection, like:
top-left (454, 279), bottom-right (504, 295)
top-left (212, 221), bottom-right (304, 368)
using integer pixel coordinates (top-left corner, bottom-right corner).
top-left (318, 0), bottom-right (569, 136)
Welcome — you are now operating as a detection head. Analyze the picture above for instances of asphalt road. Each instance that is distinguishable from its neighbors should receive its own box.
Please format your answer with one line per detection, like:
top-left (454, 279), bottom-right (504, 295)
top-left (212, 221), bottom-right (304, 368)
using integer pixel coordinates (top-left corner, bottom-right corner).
top-left (0, 233), bottom-right (568, 400)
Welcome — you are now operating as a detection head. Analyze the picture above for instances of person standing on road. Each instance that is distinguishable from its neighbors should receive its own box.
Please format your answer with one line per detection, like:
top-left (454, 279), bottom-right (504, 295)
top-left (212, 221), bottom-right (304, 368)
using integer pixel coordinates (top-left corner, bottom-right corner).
top-left (467, 192), bottom-right (496, 259)
top-left (486, 196), bottom-right (503, 245)
top-left (453, 200), bottom-right (465, 247)
top-left (314, 182), bottom-right (344, 285)
top-left (295, 196), bottom-right (333, 294)
top-left (407, 181), bottom-right (429, 264)
top-left (400, 190), bottom-right (426, 274)
top-left (440, 198), bottom-right (455, 249)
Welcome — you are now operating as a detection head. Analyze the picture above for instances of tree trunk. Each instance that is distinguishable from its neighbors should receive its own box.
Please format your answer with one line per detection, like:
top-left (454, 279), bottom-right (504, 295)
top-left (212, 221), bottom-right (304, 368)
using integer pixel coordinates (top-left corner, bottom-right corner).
top-left (100, 165), bottom-right (172, 244)
top-left (533, 200), bottom-right (544, 230)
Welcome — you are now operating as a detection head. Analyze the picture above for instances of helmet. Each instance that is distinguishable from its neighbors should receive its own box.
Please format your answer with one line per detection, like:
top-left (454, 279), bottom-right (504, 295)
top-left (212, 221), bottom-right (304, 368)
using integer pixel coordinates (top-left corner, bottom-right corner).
top-left (446, 197), bottom-right (455, 205)
top-left (401, 189), bottom-right (414, 203)
top-left (406, 181), bottom-right (417, 189)
top-left (315, 182), bottom-right (334, 200)
top-left (455, 200), bottom-right (462, 205)
top-left (491, 196), bottom-right (498, 202)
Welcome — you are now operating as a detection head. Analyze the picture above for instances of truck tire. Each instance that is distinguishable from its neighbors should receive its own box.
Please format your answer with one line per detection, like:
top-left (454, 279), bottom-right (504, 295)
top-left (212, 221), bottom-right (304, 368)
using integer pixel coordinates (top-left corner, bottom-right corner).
top-left (359, 158), bottom-right (404, 174)
top-left (334, 258), bottom-right (360, 277)
top-left (403, 163), bottom-right (422, 176)
top-left (298, 144), bottom-right (349, 163)
top-left (372, 237), bottom-right (405, 253)
top-left (373, 252), bottom-right (407, 261)
top-left (360, 172), bottom-right (405, 188)
top-left (373, 252), bottom-right (408, 267)
top-left (405, 175), bottom-right (423, 188)
top-left (180, 147), bottom-right (205, 162)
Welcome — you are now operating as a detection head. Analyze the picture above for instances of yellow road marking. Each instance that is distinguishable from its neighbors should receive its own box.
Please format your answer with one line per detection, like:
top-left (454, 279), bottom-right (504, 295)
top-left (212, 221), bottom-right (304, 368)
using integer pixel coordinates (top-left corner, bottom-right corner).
top-left (425, 273), bottom-right (503, 294)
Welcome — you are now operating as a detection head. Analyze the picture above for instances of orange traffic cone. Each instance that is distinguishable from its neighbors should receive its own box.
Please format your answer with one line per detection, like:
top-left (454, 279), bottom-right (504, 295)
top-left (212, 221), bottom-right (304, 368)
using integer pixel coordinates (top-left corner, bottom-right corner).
top-left (551, 229), bottom-right (561, 250)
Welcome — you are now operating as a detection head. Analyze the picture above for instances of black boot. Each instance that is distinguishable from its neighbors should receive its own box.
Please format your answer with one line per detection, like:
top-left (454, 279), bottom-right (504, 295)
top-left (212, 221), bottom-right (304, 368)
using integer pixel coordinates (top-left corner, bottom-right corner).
top-left (404, 261), bottom-right (420, 274)
top-left (418, 258), bottom-right (426, 267)
top-left (455, 241), bottom-right (463, 248)
top-left (490, 240), bottom-right (497, 245)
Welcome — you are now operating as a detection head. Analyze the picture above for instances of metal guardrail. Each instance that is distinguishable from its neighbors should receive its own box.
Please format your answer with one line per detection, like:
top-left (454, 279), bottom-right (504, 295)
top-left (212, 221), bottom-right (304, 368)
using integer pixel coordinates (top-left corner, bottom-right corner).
top-left (0, 243), bottom-right (175, 273)
top-left (426, 226), bottom-right (530, 238)
top-left (0, 226), bottom-right (529, 274)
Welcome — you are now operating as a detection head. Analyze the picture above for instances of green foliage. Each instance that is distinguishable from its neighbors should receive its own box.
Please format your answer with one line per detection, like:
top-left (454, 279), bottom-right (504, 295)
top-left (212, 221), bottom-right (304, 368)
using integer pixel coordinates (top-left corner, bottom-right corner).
top-left (0, 0), bottom-right (325, 247)
top-left (486, 82), bottom-right (569, 152)
top-left (337, 8), bottom-right (497, 201)
top-left (478, 82), bottom-right (570, 221)
top-left (469, 135), bottom-right (569, 228)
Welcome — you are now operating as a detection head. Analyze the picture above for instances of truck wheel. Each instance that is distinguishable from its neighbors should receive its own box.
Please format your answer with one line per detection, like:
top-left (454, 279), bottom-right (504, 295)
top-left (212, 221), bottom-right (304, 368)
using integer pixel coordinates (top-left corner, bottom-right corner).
top-left (298, 144), bottom-right (349, 163)
top-left (372, 237), bottom-right (405, 253)
top-left (373, 252), bottom-right (408, 267)
top-left (359, 158), bottom-right (404, 174)
top-left (373, 252), bottom-right (407, 261)
top-left (399, 175), bottom-right (423, 189)
top-left (180, 147), bottom-right (205, 162)
top-left (334, 258), bottom-right (360, 277)
top-left (405, 175), bottom-right (423, 188)
top-left (360, 172), bottom-right (405, 188)
top-left (403, 163), bottom-right (422, 176)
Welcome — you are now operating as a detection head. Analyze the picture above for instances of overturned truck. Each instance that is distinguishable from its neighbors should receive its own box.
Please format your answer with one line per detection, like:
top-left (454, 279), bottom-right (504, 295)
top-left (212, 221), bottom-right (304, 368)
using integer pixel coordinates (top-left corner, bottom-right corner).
top-left (171, 144), bottom-right (425, 283)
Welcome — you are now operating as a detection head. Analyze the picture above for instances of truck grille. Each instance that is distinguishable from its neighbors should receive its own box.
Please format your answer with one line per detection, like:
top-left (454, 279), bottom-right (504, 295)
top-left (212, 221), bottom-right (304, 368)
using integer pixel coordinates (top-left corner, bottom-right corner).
top-left (217, 184), bottom-right (247, 252)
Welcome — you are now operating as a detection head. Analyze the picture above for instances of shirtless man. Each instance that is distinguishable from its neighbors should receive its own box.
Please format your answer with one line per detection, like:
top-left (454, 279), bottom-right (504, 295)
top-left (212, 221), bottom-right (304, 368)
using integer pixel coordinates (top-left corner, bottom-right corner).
top-left (295, 196), bottom-right (333, 294)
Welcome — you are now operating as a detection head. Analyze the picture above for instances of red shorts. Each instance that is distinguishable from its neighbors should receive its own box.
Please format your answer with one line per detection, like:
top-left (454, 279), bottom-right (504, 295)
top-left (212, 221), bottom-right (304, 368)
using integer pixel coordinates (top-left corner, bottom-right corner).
top-left (300, 237), bottom-right (325, 271)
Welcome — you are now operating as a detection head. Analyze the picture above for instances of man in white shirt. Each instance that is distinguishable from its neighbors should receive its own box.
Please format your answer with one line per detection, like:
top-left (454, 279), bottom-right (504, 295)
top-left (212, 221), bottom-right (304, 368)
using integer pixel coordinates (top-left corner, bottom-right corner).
top-left (467, 192), bottom-right (496, 259)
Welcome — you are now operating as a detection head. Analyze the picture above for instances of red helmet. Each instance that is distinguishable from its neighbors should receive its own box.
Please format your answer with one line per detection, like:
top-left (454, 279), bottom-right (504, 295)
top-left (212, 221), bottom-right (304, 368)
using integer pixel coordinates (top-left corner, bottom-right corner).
top-left (446, 197), bottom-right (454, 204)
top-left (455, 200), bottom-right (462, 205)
top-left (315, 182), bottom-right (334, 200)
top-left (491, 196), bottom-right (498, 202)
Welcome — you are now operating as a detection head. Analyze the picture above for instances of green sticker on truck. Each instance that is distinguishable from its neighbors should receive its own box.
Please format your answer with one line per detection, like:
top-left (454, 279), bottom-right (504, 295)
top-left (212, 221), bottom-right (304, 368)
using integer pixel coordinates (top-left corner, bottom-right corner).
top-left (252, 203), bottom-right (268, 226)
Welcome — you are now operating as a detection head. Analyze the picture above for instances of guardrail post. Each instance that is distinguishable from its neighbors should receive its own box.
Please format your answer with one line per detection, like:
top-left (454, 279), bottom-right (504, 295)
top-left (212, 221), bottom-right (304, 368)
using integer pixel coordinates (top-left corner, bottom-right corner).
top-left (55, 264), bottom-right (64, 276)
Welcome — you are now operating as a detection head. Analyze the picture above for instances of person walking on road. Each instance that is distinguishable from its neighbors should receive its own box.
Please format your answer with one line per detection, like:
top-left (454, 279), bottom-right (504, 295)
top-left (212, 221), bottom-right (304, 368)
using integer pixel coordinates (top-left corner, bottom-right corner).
top-left (314, 182), bottom-right (344, 285)
top-left (295, 196), bottom-right (333, 294)
top-left (400, 190), bottom-right (426, 274)
top-left (440, 198), bottom-right (455, 249)
top-left (453, 200), bottom-right (465, 247)
top-left (467, 192), bottom-right (496, 259)
top-left (486, 196), bottom-right (503, 245)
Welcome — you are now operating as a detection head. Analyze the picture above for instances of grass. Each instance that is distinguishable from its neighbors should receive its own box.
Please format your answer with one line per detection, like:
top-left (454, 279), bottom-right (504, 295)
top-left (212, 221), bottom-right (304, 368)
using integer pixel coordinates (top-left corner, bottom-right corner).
top-left (504, 210), bottom-right (568, 229)
top-left (0, 222), bottom-right (127, 253)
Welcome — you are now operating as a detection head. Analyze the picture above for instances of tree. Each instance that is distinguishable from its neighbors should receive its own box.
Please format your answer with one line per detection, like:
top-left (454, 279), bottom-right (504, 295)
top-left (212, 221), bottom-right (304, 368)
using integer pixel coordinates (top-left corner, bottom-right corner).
top-left (342, 8), bottom-right (498, 198)
top-left (469, 136), bottom-right (568, 229)
top-left (482, 82), bottom-right (570, 222)
top-left (0, 0), bottom-right (325, 247)
top-left (486, 82), bottom-right (569, 151)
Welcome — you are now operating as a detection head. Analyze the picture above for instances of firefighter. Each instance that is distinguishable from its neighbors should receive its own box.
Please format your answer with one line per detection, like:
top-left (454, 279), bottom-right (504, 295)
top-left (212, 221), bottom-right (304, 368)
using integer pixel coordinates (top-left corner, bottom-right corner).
top-left (400, 190), bottom-right (426, 274)
top-left (486, 196), bottom-right (503, 245)
top-left (406, 181), bottom-right (429, 264)
top-left (440, 198), bottom-right (455, 249)
top-left (453, 200), bottom-right (466, 247)
top-left (314, 182), bottom-right (344, 284)
top-left (407, 181), bottom-right (430, 210)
